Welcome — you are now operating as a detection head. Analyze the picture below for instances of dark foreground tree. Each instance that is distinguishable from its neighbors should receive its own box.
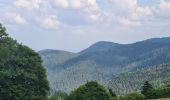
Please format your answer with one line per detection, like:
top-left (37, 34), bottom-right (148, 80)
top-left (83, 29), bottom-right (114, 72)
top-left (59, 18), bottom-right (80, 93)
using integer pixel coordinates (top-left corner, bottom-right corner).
top-left (0, 23), bottom-right (49, 100)
top-left (141, 81), bottom-right (153, 98)
top-left (144, 85), bottom-right (170, 99)
top-left (0, 24), bottom-right (8, 37)
top-left (108, 88), bottom-right (116, 98)
top-left (67, 81), bottom-right (111, 100)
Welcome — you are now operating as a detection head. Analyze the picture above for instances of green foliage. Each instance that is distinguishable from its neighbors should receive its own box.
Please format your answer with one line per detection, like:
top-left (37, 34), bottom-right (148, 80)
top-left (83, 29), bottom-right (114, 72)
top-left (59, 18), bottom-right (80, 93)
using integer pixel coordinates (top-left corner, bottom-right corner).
top-left (0, 23), bottom-right (8, 38)
top-left (109, 63), bottom-right (170, 95)
top-left (49, 91), bottom-right (68, 100)
top-left (108, 88), bottom-right (116, 98)
top-left (119, 92), bottom-right (145, 100)
top-left (0, 23), bottom-right (49, 100)
top-left (111, 97), bottom-right (119, 100)
top-left (145, 85), bottom-right (170, 99)
top-left (67, 81), bottom-right (111, 100)
top-left (141, 81), bottom-right (153, 98)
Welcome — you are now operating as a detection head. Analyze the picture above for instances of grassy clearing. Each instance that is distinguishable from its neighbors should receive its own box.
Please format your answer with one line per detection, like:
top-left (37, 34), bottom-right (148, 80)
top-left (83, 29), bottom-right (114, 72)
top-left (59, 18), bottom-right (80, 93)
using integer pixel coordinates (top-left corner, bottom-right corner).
top-left (151, 98), bottom-right (170, 100)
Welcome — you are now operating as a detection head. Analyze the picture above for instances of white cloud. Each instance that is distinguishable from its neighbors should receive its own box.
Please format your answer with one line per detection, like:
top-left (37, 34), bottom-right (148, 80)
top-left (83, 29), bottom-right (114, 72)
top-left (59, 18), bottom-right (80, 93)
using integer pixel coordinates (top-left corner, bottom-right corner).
top-left (39, 15), bottom-right (60, 29)
top-left (53, 0), bottom-right (83, 9)
top-left (130, 7), bottom-right (153, 20)
top-left (54, 0), bottom-right (69, 9)
top-left (5, 12), bottom-right (27, 24)
top-left (109, 0), bottom-right (137, 13)
top-left (53, 0), bottom-right (98, 9)
top-left (136, 7), bottom-right (152, 16)
top-left (70, 0), bottom-right (83, 9)
top-left (88, 0), bottom-right (97, 7)
top-left (52, 0), bottom-right (101, 23)
top-left (89, 14), bottom-right (100, 21)
top-left (11, 0), bottom-right (168, 29)
top-left (118, 17), bottom-right (141, 27)
top-left (159, 0), bottom-right (170, 10)
top-left (0, 0), bottom-right (169, 52)
top-left (105, 0), bottom-right (155, 27)
top-left (14, 0), bottom-right (44, 10)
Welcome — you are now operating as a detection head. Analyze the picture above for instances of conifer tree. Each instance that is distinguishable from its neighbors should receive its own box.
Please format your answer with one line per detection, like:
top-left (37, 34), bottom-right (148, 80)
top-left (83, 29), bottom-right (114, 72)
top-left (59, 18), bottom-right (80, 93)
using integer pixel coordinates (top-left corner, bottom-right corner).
top-left (141, 81), bottom-right (153, 98)
top-left (108, 88), bottom-right (116, 97)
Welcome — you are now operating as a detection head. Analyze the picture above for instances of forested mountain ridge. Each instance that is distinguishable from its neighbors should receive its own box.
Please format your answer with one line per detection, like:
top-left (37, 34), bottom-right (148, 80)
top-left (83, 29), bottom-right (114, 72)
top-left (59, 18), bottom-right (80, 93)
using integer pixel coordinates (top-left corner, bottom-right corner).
top-left (108, 63), bottom-right (170, 95)
top-left (80, 41), bottom-right (121, 54)
top-left (39, 49), bottom-right (77, 71)
top-left (39, 37), bottom-right (170, 94)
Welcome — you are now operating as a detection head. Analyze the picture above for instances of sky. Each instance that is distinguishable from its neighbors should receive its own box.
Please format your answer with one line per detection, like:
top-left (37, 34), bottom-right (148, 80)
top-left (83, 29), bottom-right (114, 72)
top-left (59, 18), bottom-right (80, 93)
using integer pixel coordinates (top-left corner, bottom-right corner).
top-left (0, 0), bottom-right (170, 52)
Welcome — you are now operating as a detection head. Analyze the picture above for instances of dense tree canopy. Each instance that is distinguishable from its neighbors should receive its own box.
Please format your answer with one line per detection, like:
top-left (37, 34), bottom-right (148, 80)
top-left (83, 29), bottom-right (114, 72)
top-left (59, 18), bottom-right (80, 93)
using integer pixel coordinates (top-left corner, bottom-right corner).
top-left (67, 81), bottom-right (111, 100)
top-left (0, 23), bottom-right (8, 38)
top-left (0, 23), bottom-right (49, 100)
top-left (142, 85), bottom-right (170, 99)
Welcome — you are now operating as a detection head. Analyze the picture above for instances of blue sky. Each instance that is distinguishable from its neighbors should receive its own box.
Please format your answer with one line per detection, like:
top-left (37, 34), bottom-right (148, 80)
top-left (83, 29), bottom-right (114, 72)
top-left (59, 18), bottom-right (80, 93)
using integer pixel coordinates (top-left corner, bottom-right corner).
top-left (0, 0), bottom-right (170, 52)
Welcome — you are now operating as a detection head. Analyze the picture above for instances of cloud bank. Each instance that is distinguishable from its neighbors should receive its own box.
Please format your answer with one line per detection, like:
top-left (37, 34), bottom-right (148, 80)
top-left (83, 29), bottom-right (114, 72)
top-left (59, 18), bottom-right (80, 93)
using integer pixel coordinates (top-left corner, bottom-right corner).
top-left (0, 0), bottom-right (170, 52)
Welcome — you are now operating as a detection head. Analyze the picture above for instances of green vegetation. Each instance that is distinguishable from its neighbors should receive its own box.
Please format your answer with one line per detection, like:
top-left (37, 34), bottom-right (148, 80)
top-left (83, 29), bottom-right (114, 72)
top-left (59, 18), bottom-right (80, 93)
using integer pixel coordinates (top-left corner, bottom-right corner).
top-left (118, 92), bottom-right (145, 100)
top-left (0, 23), bottom-right (49, 100)
top-left (49, 91), bottom-right (68, 100)
top-left (141, 81), bottom-right (153, 98)
top-left (48, 81), bottom-right (147, 100)
top-left (109, 63), bottom-right (170, 95)
top-left (144, 85), bottom-right (170, 99)
top-left (63, 77), bottom-right (170, 100)
top-left (67, 81), bottom-right (111, 100)
top-left (108, 88), bottom-right (116, 98)
top-left (112, 82), bottom-right (170, 100)
top-left (39, 37), bottom-right (170, 94)
top-left (153, 98), bottom-right (170, 100)
top-left (1, 23), bottom-right (170, 100)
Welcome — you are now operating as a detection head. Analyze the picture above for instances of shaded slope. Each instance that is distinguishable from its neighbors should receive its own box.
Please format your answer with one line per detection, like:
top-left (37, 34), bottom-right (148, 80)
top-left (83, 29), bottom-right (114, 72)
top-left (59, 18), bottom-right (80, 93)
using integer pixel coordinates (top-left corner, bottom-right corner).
top-left (39, 37), bottom-right (170, 94)
top-left (39, 49), bottom-right (77, 71)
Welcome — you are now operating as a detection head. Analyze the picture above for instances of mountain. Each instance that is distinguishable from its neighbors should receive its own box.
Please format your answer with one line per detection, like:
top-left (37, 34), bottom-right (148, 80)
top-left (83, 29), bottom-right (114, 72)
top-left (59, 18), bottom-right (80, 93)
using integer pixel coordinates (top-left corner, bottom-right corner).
top-left (39, 49), bottom-right (77, 71)
top-left (80, 41), bottom-right (121, 54)
top-left (38, 37), bottom-right (170, 94)
top-left (109, 63), bottom-right (170, 95)
top-left (144, 37), bottom-right (170, 44)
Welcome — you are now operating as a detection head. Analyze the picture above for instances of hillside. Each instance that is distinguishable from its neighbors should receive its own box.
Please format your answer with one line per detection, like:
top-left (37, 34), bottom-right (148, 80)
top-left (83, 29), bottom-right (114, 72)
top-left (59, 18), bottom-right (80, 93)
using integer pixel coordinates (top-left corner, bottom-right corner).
top-left (39, 37), bottom-right (170, 94)
top-left (39, 49), bottom-right (77, 71)
top-left (108, 63), bottom-right (170, 95)
top-left (80, 41), bottom-right (121, 54)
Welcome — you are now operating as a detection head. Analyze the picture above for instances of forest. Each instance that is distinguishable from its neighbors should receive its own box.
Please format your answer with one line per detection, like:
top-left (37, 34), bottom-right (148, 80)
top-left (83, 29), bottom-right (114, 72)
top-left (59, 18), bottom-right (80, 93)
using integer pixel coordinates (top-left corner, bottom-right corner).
top-left (1, 23), bottom-right (170, 100)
